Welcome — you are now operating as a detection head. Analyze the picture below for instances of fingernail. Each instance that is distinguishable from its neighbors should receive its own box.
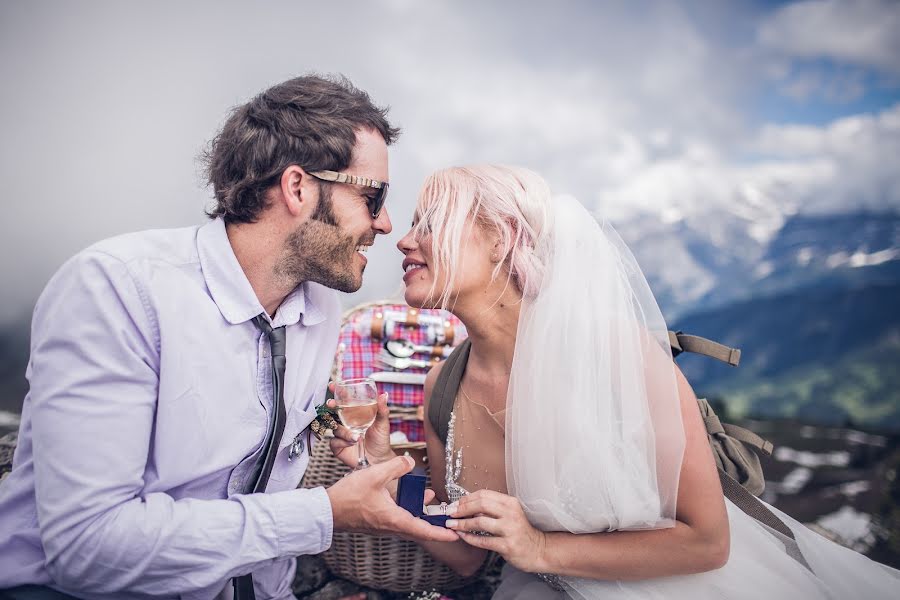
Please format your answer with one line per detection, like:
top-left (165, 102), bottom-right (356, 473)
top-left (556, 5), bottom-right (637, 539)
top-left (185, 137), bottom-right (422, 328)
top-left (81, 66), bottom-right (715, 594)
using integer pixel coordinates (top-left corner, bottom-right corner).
top-left (351, 433), bottom-right (360, 441)
top-left (447, 502), bottom-right (459, 515)
top-left (445, 519), bottom-right (458, 528)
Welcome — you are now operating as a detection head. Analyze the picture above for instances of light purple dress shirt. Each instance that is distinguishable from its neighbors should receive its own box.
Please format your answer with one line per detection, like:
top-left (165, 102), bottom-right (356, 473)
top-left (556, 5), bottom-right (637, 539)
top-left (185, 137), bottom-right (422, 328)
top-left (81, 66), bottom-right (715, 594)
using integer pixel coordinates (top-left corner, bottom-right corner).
top-left (0, 218), bottom-right (342, 599)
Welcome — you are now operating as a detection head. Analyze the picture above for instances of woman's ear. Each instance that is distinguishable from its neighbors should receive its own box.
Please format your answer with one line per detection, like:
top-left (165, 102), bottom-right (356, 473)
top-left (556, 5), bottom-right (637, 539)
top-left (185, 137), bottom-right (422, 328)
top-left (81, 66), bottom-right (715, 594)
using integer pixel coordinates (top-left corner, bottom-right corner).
top-left (490, 240), bottom-right (503, 263)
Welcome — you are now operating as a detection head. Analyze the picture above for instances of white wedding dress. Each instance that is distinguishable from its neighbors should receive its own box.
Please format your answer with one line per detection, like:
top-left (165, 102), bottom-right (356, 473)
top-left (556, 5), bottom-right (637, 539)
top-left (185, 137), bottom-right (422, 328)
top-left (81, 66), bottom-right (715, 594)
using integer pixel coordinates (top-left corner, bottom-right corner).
top-left (442, 193), bottom-right (900, 599)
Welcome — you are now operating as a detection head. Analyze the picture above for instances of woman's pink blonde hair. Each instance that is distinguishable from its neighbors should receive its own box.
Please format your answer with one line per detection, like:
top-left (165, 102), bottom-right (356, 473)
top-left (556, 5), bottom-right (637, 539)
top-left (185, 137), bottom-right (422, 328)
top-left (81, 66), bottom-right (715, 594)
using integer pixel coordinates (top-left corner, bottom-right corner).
top-left (413, 165), bottom-right (554, 310)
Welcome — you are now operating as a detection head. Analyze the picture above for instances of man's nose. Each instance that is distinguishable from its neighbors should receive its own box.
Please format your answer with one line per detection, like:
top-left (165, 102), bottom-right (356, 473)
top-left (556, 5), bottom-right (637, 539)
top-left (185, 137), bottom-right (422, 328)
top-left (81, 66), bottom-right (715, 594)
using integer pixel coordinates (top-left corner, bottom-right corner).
top-left (374, 206), bottom-right (392, 235)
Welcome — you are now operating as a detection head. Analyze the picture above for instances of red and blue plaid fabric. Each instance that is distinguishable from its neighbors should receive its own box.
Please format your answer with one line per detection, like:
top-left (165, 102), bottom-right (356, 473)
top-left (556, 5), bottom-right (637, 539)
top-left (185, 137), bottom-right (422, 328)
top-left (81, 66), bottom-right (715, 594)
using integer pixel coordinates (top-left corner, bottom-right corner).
top-left (335, 303), bottom-right (467, 442)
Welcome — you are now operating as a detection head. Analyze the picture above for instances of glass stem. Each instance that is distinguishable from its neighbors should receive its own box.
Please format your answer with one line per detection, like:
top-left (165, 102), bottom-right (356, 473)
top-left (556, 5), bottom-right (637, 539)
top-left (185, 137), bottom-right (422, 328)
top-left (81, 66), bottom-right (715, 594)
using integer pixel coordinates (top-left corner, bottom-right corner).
top-left (357, 431), bottom-right (370, 468)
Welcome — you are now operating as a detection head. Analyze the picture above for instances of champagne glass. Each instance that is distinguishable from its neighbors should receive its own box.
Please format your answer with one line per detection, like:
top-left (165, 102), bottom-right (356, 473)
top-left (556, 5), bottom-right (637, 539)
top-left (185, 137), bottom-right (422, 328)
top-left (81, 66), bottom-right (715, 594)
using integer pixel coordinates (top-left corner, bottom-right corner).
top-left (334, 377), bottom-right (379, 470)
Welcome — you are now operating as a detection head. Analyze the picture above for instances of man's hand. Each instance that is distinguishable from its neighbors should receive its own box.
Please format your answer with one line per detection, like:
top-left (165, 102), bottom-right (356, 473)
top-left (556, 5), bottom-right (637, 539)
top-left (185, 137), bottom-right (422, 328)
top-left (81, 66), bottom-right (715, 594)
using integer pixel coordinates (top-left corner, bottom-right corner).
top-left (329, 391), bottom-right (396, 468)
top-left (326, 455), bottom-right (458, 543)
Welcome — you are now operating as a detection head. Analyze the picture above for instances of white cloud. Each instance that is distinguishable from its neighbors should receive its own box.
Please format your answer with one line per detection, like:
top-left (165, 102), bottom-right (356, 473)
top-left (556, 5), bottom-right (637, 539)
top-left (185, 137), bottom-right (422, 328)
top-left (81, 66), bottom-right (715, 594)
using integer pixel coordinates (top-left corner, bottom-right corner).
top-left (778, 67), bottom-right (868, 103)
top-left (601, 102), bottom-right (900, 225)
top-left (749, 103), bottom-right (900, 213)
top-left (0, 0), bottom-right (897, 323)
top-left (591, 101), bottom-right (900, 312)
top-left (758, 0), bottom-right (900, 76)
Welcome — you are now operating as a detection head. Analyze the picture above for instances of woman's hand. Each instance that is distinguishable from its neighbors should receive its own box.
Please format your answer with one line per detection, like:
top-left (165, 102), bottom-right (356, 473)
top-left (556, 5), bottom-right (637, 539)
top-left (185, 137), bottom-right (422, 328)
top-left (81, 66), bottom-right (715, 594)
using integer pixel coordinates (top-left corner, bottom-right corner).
top-left (328, 391), bottom-right (397, 468)
top-left (445, 489), bottom-right (548, 573)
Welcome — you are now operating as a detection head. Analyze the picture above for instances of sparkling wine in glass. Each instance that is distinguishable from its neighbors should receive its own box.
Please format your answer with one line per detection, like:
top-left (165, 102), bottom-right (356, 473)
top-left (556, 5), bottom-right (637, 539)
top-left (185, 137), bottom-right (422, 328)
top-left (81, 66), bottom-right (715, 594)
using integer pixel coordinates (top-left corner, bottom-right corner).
top-left (334, 377), bottom-right (378, 470)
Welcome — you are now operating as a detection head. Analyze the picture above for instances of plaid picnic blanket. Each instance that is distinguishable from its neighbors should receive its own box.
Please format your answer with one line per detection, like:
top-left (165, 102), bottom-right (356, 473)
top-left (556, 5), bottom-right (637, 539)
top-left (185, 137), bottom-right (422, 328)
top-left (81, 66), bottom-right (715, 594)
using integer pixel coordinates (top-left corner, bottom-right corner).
top-left (334, 302), bottom-right (467, 442)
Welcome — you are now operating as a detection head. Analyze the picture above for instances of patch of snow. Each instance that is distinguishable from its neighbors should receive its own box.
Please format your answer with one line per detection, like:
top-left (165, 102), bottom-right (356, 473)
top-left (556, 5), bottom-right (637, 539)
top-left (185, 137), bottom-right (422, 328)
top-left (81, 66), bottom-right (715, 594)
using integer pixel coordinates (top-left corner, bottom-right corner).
top-left (838, 481), bottom-right (871, 497)
top-left (754, 261), bottom-right (774, 279)
top-left (771, 466), bottom-right (813, 495)
top-left (0, 412), bottom-right (21, 428)
top-left (816, 506), bottom-right (876, 552)
top-left (849, 248), bottom-right (898, 268)
top-left (844, 430), bottom-right (887, 447)
top-left (799, 425), bottom-right (817, 438)
top-left (824, 480), bottom-right (871, 499)
top-left (825, 251), bottom-right (849, 268)
top-left (796, 247), bottom-right (813, 267)
top-left (774, 447), bottom-right (850, 468)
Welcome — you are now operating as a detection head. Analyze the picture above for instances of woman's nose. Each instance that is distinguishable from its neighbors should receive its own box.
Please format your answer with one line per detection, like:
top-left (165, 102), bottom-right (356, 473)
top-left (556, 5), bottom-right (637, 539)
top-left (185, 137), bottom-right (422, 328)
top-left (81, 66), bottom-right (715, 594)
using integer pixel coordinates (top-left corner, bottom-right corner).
top-left (396, 229), bottom-right (416, 253)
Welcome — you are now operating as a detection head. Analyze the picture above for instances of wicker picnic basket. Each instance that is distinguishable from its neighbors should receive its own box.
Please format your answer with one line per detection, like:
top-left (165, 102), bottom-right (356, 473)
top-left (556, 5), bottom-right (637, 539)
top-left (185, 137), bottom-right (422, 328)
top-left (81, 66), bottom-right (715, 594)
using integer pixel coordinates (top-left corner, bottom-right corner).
top-left (300, 301), bottom-right (492, 592)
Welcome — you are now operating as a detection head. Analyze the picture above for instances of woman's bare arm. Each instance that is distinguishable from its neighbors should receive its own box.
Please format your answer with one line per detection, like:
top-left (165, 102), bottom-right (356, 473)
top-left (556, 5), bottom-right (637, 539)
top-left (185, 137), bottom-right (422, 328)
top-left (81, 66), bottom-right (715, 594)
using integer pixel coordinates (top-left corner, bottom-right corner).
top-left (451, 362), bottom-right (730, 579)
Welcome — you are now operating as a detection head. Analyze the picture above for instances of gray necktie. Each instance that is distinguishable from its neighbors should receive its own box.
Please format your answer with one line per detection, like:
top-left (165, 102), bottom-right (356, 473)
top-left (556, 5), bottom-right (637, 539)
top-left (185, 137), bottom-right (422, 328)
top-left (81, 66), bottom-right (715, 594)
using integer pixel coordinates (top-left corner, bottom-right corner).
top-left (234, 314), bottom-right (287, 600)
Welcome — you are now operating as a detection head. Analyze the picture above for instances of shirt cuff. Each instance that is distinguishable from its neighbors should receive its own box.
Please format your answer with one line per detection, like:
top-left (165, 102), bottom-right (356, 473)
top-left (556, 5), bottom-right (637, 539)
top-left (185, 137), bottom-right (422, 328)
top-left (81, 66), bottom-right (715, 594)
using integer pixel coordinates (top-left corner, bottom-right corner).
top-left (270, 486), bottom-right (334, 556)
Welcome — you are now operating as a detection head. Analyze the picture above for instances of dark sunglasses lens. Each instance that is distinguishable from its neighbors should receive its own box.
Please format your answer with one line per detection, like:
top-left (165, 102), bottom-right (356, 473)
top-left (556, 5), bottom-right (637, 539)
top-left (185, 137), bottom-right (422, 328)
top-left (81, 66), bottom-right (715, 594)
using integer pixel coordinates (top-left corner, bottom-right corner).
top-left (370, 184), bottom-right (388, 218)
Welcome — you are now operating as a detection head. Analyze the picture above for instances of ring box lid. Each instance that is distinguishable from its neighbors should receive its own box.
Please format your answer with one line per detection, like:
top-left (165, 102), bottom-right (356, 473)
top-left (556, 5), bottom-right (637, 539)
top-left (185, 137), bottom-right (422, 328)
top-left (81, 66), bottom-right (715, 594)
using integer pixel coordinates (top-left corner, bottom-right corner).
top-left (396, 473), bottom-right (450, 527)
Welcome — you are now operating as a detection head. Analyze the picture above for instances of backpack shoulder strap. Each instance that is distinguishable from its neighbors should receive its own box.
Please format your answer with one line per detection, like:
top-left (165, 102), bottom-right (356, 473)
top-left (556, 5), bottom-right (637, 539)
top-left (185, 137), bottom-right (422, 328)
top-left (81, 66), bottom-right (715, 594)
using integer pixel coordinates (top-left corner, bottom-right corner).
top-left (718, 470), bottom-right (813, 572)
top-left (698, 399), bottom-right (774, 457)
top-left (720, 422), bottom-right (774, 456)
top-left (428, 339), bottom-right (472, 445)
top-left (669, 331), bottom-right (741, 366)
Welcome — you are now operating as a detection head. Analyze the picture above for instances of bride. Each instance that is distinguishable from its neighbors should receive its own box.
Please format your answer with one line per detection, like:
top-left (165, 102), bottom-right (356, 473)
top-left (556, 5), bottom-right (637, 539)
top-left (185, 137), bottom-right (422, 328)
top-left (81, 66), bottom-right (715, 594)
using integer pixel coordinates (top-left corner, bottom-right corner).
top-left (331, 164), bottom-right (900, 598)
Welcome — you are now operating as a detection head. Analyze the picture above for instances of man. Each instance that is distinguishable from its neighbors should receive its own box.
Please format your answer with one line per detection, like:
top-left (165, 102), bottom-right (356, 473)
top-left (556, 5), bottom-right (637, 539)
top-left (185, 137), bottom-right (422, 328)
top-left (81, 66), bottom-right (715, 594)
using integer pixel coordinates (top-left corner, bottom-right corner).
top-left (0, 74), bottom-right (457, 600)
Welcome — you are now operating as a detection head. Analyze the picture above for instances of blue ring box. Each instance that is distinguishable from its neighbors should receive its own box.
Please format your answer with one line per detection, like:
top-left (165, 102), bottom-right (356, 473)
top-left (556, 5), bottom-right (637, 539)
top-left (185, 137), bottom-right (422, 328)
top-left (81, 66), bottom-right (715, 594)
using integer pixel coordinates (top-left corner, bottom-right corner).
top-left (396, 473), bottom-right (450, 527)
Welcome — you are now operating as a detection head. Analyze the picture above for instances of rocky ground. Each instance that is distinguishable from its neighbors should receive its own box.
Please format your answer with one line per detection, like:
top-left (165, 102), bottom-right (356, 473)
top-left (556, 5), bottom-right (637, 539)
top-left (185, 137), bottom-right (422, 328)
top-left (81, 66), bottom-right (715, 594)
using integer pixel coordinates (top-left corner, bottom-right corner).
top-left (0, 432), bottom-right (14, 482)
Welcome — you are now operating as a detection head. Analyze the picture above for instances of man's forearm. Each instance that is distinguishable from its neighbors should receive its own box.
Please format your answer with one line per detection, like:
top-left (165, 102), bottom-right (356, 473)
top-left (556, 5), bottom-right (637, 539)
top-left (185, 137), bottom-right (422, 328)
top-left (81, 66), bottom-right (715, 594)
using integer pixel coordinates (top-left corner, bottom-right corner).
top-left (41, 488), bottom-right (332, 595)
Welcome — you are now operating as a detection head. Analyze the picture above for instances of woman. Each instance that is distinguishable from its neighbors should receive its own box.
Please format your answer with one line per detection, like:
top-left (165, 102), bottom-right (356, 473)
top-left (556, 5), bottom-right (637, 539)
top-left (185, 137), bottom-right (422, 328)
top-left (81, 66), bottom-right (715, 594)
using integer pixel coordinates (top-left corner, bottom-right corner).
top-left (332, 165), bottom-right (900, 598)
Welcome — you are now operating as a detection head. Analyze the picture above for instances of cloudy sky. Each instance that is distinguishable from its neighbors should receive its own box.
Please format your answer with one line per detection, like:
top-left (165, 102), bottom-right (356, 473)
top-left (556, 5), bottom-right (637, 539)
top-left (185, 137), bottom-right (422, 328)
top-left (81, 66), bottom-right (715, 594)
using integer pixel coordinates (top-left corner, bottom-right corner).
top-left (1, 0), bottom-right (898, 325)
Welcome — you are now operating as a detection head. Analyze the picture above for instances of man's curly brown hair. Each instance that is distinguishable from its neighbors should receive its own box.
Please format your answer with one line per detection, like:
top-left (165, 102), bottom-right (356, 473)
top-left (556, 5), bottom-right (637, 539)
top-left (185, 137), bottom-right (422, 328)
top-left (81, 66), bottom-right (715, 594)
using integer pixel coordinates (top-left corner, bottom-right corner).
top-left (202, 74), bottom-right (400, 224)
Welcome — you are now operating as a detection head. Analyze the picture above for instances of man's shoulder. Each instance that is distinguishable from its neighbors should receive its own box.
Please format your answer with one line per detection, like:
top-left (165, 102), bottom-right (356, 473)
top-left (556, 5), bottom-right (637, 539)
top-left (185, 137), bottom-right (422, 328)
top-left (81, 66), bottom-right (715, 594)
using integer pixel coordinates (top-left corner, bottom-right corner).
top-left (45, 225), bottom-right (206, 304)
top-left (83, 225), bottom-right (203, 269)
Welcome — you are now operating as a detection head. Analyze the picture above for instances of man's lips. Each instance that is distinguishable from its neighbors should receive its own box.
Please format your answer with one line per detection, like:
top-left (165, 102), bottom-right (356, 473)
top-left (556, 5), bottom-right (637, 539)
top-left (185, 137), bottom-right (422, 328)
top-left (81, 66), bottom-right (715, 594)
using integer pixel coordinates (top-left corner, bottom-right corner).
top-left (355, 240), bottom-right (374, 264)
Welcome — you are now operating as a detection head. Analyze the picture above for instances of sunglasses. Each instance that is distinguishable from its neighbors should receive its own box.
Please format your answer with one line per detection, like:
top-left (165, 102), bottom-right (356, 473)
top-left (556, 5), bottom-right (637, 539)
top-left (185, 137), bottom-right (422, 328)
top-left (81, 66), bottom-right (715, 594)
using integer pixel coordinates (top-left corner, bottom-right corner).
top-left (308, 170), bottom-right (389, 219)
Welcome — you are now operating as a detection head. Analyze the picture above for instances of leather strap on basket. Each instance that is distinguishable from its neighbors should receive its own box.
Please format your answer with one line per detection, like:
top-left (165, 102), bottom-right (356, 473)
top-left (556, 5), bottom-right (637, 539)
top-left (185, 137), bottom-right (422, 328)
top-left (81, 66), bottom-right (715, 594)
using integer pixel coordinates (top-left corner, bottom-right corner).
top-left (371, 310), bottom-right (385, 340)
top-left (442, 319), bottom-right (455, 345)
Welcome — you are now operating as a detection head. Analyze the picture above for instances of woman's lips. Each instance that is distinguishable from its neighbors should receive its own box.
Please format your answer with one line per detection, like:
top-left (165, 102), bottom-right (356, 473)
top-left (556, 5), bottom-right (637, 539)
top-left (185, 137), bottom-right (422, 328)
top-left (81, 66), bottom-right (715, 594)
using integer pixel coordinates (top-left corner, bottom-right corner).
top-left (402, 264), bottom-right (426, 283)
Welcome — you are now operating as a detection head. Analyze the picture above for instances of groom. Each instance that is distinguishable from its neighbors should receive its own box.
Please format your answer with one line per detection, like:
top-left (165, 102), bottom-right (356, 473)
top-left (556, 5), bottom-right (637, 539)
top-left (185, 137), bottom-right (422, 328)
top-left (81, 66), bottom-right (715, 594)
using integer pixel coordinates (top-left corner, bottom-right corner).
top-left (0, 74), bottom-right (456, 600)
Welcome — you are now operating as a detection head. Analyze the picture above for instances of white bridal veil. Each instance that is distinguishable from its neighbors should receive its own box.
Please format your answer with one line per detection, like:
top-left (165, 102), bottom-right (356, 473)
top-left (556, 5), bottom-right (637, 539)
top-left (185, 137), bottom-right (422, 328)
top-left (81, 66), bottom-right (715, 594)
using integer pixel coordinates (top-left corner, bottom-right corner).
top-left (502, 193), bottom-right (900, 600)
top-left (505, 194), bottom-right (686, 595)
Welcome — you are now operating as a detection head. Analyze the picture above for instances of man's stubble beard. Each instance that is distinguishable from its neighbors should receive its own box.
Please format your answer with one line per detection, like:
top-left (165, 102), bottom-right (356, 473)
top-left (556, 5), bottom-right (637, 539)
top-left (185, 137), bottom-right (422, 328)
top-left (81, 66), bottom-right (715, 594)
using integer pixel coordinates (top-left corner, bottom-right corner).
top-left (275, 183), bottom-right (365, 293)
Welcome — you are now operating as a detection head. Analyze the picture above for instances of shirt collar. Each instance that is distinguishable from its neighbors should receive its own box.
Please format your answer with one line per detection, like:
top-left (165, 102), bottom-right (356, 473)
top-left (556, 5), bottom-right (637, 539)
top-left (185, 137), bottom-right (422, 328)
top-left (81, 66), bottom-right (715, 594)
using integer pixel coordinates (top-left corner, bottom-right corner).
top-left (197, 218), bottom-right (326, 328)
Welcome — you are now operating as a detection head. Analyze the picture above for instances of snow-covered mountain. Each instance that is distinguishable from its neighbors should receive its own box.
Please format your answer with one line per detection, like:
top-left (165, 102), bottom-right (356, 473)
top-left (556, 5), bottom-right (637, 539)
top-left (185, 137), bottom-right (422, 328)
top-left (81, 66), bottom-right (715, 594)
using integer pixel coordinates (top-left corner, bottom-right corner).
top-left (613, 207), bottom-right (900, 319)
top-left (644, 210), bottom-right (900, 432)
